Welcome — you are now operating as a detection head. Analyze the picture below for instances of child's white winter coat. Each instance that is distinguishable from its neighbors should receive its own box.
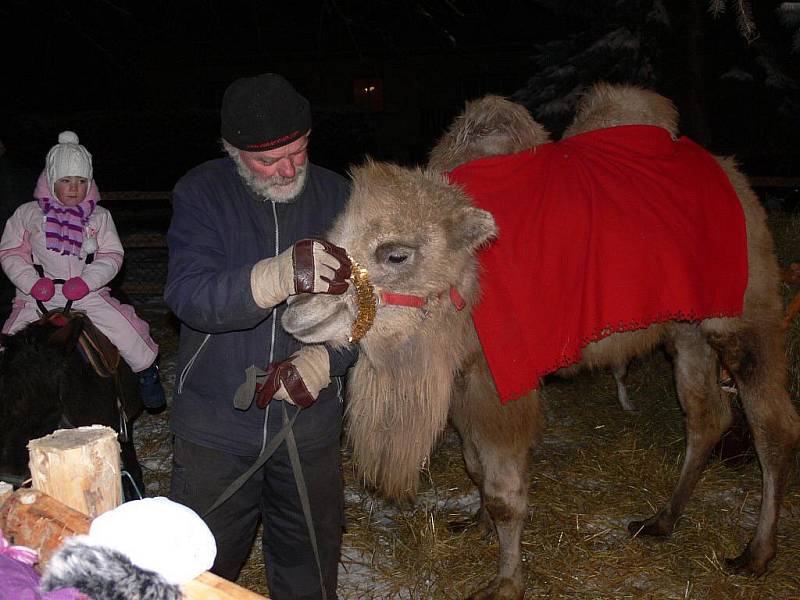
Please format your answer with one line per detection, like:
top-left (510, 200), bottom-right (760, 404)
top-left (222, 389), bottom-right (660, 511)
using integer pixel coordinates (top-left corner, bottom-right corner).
top-left (0, 172), bottom-right (158, 372)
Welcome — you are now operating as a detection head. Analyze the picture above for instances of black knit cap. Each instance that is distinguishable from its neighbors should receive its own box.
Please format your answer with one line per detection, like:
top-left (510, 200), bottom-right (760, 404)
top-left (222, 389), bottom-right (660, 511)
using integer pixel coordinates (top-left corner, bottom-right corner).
top-left (221, 73), bottom-right (311, 151)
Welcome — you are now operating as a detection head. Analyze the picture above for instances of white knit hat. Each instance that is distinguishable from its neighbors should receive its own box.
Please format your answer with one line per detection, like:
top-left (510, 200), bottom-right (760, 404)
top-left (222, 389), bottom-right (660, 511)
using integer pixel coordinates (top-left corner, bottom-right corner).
top-left (45, 130), bottom-right (93, 199)
top-left (88, 496), bottom-right (217, 584)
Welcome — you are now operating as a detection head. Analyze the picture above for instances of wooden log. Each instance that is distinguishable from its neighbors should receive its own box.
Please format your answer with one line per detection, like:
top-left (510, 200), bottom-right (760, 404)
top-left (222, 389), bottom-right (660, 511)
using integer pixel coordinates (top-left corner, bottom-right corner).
top-left (28, 425), bottom-right (122, 518)
top-left (0, 481), bottom-right (13, 505)
top-left (0, 488), bottom-right (92, 566)
top-left (0, 489), bottom-right (268, 599)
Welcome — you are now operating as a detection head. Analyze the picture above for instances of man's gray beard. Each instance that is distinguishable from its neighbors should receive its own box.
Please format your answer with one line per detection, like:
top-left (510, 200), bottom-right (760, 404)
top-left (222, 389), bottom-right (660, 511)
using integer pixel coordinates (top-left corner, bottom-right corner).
top-left (224, 142), bottom-right (309, 203)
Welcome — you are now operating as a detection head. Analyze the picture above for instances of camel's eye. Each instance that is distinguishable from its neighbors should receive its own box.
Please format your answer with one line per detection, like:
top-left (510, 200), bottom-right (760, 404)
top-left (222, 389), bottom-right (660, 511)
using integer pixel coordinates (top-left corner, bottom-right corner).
top-left (375, 243), bottom-right (415, 268)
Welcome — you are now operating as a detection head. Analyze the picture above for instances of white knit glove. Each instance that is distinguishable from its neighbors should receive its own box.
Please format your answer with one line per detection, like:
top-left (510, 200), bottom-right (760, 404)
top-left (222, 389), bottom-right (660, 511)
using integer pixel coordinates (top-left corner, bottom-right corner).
top-left (271, 345), bottom-right (331, 406)
top-left (250, 238), bottom-right (351, 309)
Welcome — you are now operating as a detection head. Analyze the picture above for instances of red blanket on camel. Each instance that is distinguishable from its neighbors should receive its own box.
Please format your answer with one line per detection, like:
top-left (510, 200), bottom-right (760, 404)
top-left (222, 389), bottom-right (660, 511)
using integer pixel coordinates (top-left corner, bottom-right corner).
top-left (447, 125), bottom-right (748, 403)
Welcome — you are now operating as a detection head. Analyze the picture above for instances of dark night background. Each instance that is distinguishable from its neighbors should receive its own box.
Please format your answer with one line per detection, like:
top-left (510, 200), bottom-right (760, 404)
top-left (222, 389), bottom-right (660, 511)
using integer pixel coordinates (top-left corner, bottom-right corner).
top-left (1, 0), bottom-right (799, 193)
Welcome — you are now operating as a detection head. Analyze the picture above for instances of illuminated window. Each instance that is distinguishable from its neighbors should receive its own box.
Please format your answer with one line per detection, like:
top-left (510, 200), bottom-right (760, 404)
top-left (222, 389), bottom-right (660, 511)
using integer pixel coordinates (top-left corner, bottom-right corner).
top-left (353, 78), bottom-right (383, 112)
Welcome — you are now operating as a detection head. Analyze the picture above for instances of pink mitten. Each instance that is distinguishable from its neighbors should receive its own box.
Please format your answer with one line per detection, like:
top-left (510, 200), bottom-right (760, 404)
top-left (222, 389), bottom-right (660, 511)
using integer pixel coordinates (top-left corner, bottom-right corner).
top-left (30, 277), bottom-right (55, 301)
top-left (62, 277), bottom-right (90, 301)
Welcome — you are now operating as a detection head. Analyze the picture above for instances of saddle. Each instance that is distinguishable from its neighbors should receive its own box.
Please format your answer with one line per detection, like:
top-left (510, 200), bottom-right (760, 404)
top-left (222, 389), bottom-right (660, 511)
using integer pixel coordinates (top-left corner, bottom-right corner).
top-left (42, 309), bottom-right (121, 378)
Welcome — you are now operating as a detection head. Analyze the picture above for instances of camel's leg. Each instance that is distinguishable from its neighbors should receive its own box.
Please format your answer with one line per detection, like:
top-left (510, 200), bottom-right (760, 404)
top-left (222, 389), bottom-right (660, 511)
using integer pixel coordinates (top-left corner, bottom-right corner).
top-left (451, 356), bottom-right (543, 600)
top-left (708, 326), bottom-right (800, 575)
top-left (457, 422), bottom-right (493, 535)
top-left (450, 373), bottom-right (491, 534)
top-left (612, 362), bottom-right (637, 412)
top-left (628, 324), bottom-right (732, 537)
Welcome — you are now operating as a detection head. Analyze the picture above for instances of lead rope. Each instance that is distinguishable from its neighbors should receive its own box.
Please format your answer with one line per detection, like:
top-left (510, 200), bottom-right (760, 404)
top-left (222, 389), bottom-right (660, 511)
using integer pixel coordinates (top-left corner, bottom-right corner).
top-left (282, 401), bottom-right (327, 600)
top-left (202, 402), bottom-right (326, 598)
top-left (202, 407), bottom-right (299, 516)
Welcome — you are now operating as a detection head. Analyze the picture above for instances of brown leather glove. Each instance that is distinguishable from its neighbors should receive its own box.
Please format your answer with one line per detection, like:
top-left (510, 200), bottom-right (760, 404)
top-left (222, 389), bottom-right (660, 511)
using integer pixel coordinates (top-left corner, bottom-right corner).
top-left (255, 345), bottom-right (331, 409)
top-left (250, 238), bottom-right (351, 309)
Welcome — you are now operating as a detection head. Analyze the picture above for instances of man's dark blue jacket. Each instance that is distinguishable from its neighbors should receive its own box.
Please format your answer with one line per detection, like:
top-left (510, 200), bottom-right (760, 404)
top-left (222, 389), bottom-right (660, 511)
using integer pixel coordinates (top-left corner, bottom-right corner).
top-left (165, 157), bottom-right (356, 456)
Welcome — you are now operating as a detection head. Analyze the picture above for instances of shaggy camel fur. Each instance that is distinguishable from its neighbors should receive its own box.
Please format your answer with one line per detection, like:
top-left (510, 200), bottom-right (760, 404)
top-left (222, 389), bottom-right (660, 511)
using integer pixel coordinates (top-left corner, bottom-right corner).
top-left (282, 84), bottom-right (800, 600)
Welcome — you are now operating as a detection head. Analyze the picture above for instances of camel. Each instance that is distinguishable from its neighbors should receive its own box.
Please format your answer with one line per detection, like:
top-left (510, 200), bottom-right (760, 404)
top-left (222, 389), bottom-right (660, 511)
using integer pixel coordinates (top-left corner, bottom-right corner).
top-left (282, 84), bottom-right (800, 599)
top-left (430, 84), bottom-right (680, 415)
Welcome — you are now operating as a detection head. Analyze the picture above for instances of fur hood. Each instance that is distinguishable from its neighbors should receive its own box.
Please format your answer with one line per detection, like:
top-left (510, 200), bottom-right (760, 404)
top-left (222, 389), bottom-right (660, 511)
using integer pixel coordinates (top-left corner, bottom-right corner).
top-left (41, 537), bottom-right (182, 600)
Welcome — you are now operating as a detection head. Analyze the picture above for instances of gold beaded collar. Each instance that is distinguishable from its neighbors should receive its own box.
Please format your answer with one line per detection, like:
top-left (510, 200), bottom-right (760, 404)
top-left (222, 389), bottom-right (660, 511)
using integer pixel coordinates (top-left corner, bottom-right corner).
top-left (348, 259), bottom-right (377, 343)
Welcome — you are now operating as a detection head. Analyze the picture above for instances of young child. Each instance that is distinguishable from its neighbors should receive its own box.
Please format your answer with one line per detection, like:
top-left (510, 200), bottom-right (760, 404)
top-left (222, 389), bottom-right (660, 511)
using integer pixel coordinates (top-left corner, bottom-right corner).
top-left (0, 131), bottom-right (165, 409)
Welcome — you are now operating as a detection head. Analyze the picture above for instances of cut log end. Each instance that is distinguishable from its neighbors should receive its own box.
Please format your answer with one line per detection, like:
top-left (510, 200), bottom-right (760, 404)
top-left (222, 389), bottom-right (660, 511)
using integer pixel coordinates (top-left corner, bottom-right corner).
top-left (28, 425), bottom-right (121, 518)
top-left (28, 424), bottom-right (113, 451)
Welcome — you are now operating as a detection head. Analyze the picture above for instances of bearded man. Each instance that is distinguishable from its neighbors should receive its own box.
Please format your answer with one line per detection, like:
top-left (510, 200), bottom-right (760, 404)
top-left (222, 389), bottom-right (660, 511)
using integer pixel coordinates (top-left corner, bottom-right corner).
top-left (165, 73), bottom-right (357, 600)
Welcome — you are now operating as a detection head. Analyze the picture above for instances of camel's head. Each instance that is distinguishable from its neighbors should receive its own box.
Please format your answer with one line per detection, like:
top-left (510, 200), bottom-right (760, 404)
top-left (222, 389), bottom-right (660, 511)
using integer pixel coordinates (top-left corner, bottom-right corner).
top-left (284, 160), bottom-right (497, 500)
top-left (282, 159), bottom-right (496, 356)
top-left (428, 94), bottom-right (552, 172)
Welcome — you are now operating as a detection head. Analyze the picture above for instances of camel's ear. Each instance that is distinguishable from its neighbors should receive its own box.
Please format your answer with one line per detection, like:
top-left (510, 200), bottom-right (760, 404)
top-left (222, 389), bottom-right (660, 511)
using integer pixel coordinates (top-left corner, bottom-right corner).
top-left (454, 206), bottom-right (497, 252)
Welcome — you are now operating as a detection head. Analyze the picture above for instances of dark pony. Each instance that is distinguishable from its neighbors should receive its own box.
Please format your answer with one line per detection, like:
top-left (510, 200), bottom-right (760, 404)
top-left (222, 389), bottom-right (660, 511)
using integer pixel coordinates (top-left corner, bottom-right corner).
top-left (0, 312), bottom-right (144, 498)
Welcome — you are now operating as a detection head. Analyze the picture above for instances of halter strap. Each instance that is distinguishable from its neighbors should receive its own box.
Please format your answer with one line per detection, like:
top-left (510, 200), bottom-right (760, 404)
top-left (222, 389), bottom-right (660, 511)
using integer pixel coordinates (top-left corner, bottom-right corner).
top-left (449, 285), bottom-right (466, 311)
top-left (378, 291), bottom-right (426, 308)
top-left (377, 285), bottom-right (466, 312)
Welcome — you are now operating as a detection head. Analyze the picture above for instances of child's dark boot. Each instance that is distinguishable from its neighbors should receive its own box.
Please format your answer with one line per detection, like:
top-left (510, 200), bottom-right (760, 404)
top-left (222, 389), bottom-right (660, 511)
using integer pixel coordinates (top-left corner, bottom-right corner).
top-left (138, 363), bottom-right (166, 410)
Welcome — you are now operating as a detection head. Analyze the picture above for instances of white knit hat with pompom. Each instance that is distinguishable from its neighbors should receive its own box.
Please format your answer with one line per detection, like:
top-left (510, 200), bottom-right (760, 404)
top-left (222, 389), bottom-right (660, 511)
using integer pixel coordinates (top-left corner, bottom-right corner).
top-left (45, 130), bottom-right (93, 199)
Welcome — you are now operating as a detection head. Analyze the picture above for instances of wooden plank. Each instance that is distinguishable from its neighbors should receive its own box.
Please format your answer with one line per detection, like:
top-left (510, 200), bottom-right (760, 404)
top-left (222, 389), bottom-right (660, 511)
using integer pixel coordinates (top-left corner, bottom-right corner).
top-left (183, 572), bottom-right (268, 600)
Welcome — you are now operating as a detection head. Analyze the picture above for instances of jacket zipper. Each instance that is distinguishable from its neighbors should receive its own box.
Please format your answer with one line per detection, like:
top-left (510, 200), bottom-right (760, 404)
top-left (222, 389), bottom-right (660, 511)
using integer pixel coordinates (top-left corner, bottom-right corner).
top-left (261, 200), bottom-right (281, 453)
top-left (176, 333), bottom-right (211, 395)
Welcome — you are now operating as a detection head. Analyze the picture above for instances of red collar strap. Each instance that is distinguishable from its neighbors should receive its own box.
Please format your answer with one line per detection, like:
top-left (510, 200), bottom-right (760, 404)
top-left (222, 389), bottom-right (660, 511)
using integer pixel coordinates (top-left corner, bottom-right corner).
top-left (377, 285), bottom-right (466, 311)
top-left (449, 285), bottom-right (466, 310)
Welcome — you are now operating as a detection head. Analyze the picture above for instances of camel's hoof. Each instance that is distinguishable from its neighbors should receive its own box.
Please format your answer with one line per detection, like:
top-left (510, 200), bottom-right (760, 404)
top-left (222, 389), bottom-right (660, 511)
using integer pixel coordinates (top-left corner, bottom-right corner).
top-left (724, 546), bottom-right (770, 577)
top-left (466, 576), bottom-right (523, 600)
top-left (627, 516), bottom-right (673, 538)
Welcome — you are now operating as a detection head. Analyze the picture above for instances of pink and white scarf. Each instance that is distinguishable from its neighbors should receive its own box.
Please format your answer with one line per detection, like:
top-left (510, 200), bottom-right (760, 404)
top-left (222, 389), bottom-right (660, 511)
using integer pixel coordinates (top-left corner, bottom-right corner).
top-left (37, 196), bottom-right (96, 256)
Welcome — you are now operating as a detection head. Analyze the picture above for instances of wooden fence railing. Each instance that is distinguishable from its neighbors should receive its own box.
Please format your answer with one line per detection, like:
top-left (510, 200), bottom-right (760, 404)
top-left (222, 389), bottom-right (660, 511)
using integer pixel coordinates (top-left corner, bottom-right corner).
top-left (104, 191), bottom-right (172, 202)
top-left (103, 192), bottom-right (171, 299)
